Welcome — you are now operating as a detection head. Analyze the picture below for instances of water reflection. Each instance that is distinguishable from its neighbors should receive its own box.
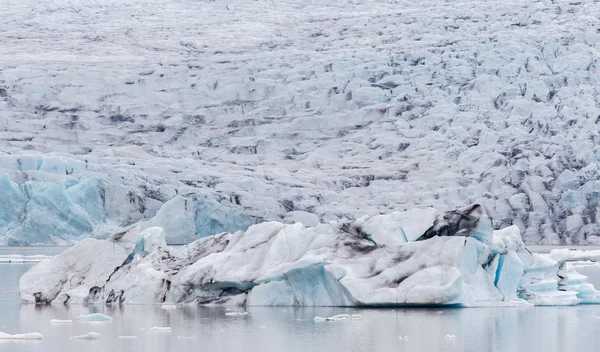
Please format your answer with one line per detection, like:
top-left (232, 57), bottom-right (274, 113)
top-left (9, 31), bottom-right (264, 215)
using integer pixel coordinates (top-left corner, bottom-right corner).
top-left (3, 263), bottom-right (600, 352)
top-left (3, 304), bottom-right (599, 352)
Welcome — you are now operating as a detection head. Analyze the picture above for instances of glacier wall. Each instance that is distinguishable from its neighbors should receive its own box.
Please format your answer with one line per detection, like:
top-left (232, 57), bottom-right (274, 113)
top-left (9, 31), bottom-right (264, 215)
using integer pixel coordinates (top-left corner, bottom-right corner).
top-left (0, 153), bottom-right (258, 245)
top-left (19, 206), bottom-right (600, 307)
top-left (2, 0), bottom-right (600, 244)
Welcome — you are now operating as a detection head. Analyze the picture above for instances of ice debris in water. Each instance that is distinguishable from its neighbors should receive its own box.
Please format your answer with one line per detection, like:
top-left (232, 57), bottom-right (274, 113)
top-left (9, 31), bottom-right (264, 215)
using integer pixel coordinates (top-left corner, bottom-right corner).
top-left (117, 336), bottom-right (138, 339)
top-left (0, 331), bottom-right (43, 340)
top-left (314, 314), bottom-right (355, 322)
top-left (225, 312), bottom-right (249, 316)
top-left (160, 304), bottom-right (177, 310)
top-left (50, 319), bottom-right (73, 324)
top-left (445, 334), bottom-right (456, 340)
top-left (398, 336), bottom-right (408, 341)
top-left (77, 313), bottom-right (112, 323)
top-left (149, 327), bottom-right (171, 332)
top-left (70, 332), bottom-right (101, 340)
top-left (177, 336), bottom-right (198, 340)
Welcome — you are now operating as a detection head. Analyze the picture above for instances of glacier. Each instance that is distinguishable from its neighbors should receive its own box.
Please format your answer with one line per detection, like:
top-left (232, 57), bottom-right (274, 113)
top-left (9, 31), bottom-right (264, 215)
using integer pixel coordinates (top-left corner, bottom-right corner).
top-left (19, 205), bottom-right (600, 307)
top-left (2, 0), bottom-right (600, 246)
top-left (0, 153), bottom-right (259, 245)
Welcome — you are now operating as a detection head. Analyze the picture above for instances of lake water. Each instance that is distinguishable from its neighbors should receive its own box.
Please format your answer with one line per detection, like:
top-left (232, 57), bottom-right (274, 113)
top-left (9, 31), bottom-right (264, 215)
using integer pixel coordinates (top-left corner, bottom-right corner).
top-left (3, 248), bottom-right (600, 352)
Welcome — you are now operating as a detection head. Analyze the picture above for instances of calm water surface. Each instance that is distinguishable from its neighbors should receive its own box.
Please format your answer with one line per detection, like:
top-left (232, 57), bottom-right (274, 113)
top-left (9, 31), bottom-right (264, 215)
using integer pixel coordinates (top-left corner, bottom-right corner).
top-left (3, 248), bottom-right (600, 352)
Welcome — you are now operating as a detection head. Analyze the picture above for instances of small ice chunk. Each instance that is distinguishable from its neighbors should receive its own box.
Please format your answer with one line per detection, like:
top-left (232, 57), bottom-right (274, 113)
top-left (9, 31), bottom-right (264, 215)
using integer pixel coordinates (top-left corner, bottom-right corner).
top-left (118, 336), bottom-right (138, 339)
top-left (445, 334), bottom-right (456, 340)
top-left (351, 314), bottom-right (363, 319)
top-left (225, 312), bottom-right (248, 316)
top-left (149, 327), bottom-right (171, 332)
top-left (0, 331), bottom-right (43, 340)
top-left (330, 314), bottom-right (350, 320)
top-left (50, 319), bottom-right (73, 324)
top-left (398, 336), bottom-right (408, 341)
top-left (70, 332), bottom-right (101, 340)
top-left (77, 313), bottom-right (112, 323)
top-left (313, 316), bottom-right (335, 322)
top-left (161, 304), bottom-right (177, 310)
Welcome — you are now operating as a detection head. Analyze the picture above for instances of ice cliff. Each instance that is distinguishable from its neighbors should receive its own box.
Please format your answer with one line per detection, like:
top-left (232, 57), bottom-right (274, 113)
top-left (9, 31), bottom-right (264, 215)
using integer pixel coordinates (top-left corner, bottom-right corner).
top-left (2, 0), bottom-right (600, 245)
top-left (19, 206), bottom-right (600, 307)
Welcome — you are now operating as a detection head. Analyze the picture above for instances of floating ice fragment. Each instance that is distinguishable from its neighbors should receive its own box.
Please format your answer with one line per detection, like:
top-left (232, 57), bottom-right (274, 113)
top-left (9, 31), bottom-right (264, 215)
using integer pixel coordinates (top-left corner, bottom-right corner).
top-left (351, 314), bottom-right (363, 319)
top-left (331, 314), bottom-right (351, 320)
top-left (398, 336), bottom-right (408, 341)
top-left (50, 319), bottom-right (73, 324)
top-left (70, 332), bottom-right (101, 340)
top-left (77, 313), bottom-right (112, 323)
top-left (149, 327), bottom-right (171, 332)
top-left (0, 255), bottom-right (51, 263)
top-left (160, 304), bottom-right (177, 310)
top-left (118, 336), bottom-right (138, 339)
top-left (445, 334), bottom-right (456, 340)
top-left (0, 331), bottom-right (43, 340)
top-left (313, 316), bottom-right (336, 322)
top-left (225, 312), bottom-right (248, 316)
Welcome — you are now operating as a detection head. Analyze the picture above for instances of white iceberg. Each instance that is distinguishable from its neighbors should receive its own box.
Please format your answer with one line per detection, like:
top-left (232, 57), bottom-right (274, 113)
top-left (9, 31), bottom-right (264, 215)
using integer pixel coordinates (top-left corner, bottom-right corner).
top-left (19, 205), bottom-right (600, 307)
top-left (0, 331), bottom-right (43, 340)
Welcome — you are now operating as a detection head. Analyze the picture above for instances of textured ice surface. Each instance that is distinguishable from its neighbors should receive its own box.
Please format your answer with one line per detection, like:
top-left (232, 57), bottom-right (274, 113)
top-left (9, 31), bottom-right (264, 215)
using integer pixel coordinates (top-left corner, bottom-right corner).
top-left (19, 206), bottom-right (600, 307)
top-left (2, 0), bottom-right (600, 245)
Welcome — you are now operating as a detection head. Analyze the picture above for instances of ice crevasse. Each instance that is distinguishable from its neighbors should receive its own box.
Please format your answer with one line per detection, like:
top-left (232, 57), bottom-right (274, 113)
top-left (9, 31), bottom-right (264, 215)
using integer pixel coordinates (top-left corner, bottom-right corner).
top-left (19, 204), bottom-right (600, 307)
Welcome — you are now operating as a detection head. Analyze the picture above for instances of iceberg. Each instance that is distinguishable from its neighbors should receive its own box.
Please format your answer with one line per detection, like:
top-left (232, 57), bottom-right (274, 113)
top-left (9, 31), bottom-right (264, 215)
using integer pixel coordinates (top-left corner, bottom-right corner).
top-left (19, 205), bottom-right (600, 307)
top-left (0, 331), bottom-right (43, 340)
top-left (70, 332), bottom-right (101, 340)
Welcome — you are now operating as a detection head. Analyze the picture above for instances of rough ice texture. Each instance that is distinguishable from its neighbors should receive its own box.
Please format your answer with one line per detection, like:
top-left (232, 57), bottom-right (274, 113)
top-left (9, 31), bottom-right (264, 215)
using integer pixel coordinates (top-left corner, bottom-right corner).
top-left (19, 206), bottom-right (600, 307)
top-left (2, 0), bottom-right (600, 245)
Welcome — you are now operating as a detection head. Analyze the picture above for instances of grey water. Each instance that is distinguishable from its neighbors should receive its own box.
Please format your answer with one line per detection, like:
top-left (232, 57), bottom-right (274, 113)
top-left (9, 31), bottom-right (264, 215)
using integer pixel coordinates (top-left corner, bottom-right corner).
top-left (4, 250), bottom-right (600, 352)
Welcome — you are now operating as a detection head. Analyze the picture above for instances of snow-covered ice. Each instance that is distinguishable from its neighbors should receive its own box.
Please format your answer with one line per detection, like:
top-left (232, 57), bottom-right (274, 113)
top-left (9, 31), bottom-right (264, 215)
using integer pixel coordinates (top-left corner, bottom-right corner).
top-left (0, 331), bottom-right (43, 340)
top-left (1, 0), bottom-right (600, 246)
top-left (160, 304), bottom-right (177, 310)
top-left (19, 205), bottom-right (600, 307)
